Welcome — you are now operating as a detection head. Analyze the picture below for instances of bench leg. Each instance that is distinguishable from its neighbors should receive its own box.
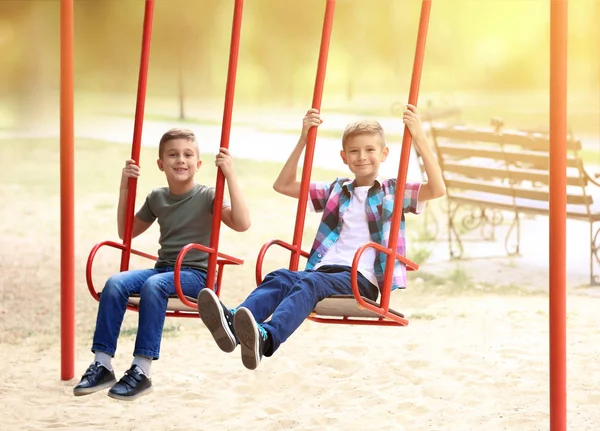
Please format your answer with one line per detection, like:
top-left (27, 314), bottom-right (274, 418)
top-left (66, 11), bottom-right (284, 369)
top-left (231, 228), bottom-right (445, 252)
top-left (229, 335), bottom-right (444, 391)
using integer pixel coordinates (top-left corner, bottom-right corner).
top-left (448, 201), bottom-right (464, 259)
top-left (590, 223), bottom-right (600, 286)
top-left (505, 211), bottom-right (521, 256)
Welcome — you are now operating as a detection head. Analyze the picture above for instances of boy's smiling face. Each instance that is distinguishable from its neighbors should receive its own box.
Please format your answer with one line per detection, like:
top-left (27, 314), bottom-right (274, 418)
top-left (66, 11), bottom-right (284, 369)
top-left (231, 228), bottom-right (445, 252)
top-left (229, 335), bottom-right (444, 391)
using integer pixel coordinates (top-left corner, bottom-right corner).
top-left (340, 133), bottom-right (389, 186)
top-left (157, 138), bottom-right (202, 191)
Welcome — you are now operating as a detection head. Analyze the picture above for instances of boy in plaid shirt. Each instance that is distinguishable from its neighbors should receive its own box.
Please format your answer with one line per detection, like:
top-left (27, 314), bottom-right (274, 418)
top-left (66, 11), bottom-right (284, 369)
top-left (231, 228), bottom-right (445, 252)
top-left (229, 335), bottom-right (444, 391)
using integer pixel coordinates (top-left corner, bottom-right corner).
top-left (198, 105), bottom-right (446, 370)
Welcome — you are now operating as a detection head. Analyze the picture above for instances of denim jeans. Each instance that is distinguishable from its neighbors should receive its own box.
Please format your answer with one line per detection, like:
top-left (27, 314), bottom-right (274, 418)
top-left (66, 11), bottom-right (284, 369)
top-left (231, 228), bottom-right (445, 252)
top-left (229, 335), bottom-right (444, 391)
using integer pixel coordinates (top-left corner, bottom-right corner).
top-left (91, 266), bottom-right (207, 359)
top-left (237, 265), bottom-right (378, 356)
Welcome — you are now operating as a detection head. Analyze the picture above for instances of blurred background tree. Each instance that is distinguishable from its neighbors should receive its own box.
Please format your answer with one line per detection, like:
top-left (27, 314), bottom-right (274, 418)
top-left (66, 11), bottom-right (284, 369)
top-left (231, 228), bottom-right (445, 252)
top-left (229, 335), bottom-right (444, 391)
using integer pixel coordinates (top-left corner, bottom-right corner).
top-left (0, 0), bottom-right (598, 129)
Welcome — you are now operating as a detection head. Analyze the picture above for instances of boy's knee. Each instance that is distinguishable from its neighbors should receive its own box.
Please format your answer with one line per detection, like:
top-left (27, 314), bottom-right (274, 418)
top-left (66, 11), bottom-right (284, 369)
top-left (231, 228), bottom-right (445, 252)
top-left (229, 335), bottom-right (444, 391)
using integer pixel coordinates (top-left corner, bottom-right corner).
top-left (102, 275), bottom-right (128, 297)
top-left (265, 268), bottom-right (293, 279)
top-left (140, 276), bottom-right (170, 298)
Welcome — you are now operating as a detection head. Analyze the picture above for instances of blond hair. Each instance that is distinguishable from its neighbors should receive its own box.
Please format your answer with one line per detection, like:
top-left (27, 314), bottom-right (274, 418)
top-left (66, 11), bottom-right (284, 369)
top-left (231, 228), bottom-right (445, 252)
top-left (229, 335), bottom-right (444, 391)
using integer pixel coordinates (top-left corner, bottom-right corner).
top-left (341, 120), bottom-right (386, 149)
top-left (158, 128), bottom-right (198, 159)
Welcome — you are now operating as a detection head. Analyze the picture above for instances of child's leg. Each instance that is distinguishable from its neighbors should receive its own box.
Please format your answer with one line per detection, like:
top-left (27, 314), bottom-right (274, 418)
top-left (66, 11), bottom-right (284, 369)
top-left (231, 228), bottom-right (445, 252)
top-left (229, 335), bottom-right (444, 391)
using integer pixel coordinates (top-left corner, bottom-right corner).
top-left (237, 268), bottom-right (307, 323)
top-left (261, 268), bottom-right (376, 356)
top-left (107, 267), bottom-right (206, 401)
top-left (197, 268), bottom-right (307, 354)
top-left (75, 268), bottom-right (157, 397)
top-left (92, 269), bottom-right (159, 359)
top-left (133, 267), bottom-right (206, 362)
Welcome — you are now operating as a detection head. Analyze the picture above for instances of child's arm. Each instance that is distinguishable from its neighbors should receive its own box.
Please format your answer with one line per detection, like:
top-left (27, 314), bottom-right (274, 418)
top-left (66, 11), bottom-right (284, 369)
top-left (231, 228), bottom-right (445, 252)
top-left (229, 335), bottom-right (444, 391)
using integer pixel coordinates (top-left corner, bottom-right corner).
top-left (216, 148), bottom-right (251, 232)
top-left (117, 159), bottom-right (153, 240)
top-left (273, 109), bottom-right (323, 199)
top-left (403, 104), bottom-right (446, 201)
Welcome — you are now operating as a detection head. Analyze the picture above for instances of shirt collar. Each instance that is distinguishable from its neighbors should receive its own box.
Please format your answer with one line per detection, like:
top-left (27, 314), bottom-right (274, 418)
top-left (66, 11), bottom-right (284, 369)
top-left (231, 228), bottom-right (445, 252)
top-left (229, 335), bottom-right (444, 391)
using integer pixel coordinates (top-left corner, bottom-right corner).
top-left (342, 176), bottom-right (384, 193)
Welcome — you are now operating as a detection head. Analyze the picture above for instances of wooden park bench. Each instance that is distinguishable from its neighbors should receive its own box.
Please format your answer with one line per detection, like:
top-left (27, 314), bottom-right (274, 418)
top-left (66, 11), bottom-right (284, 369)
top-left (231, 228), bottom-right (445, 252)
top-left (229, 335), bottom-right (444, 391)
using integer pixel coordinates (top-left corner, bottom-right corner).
top-left (429, 121), bottom-right (600, 286)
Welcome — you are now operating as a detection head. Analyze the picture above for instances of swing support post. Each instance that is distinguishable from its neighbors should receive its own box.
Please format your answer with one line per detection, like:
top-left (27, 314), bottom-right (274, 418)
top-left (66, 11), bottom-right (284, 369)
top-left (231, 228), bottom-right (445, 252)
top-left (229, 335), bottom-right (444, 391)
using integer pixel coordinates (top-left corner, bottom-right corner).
top-left (205, 0), bottom-right (245, 290)
top-left (381, 0), bottom-right (430, 308)
top-left (120, 0), bottom-right (155, 272)
top-left (289, 0), bottom-right (336, 271)
top-left (549, 0), bottom-right (567, 429)
top-left (60, 0), bottom-right (75, 381)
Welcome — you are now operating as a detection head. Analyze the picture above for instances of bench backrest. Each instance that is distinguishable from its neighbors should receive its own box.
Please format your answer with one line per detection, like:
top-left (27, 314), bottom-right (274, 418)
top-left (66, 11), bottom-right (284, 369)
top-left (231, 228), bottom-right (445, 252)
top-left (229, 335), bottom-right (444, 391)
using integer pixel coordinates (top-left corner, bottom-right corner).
top-left (429, 124), bottom-right (592, 207)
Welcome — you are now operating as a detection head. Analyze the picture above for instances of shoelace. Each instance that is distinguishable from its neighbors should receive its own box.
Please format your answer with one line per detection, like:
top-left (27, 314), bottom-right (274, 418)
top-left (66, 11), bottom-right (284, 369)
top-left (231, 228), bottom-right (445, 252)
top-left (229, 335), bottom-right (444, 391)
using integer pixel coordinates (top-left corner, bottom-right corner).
top-left (257, 324), bottom-right (268, 341)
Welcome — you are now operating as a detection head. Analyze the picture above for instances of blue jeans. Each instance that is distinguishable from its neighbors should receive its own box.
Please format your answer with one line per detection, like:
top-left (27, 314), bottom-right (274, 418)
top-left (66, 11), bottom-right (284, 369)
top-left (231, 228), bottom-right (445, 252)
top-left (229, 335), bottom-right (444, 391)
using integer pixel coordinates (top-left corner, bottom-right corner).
top-left (237, 265), bottom-right (378, 356)
top-left (91, 266), bottom-right (207, 360)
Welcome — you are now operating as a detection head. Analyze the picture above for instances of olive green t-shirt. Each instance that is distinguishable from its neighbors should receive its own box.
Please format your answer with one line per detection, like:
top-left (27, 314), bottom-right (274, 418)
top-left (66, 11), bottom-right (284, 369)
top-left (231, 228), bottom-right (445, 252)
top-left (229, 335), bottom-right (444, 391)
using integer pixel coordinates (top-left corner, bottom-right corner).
top-left (135, 184), bottom-right (231, 271)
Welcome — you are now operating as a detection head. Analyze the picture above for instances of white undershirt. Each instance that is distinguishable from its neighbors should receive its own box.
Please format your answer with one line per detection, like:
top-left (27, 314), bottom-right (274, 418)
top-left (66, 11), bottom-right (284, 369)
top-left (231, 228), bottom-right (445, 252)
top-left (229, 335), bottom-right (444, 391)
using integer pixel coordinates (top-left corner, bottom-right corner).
top-left (314, 186), bottom-right (378, 286)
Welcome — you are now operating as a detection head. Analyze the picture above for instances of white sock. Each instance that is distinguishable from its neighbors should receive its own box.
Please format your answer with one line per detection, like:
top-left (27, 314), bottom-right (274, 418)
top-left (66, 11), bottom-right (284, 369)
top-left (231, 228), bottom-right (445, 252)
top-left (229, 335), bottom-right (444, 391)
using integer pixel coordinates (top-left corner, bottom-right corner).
top-left (132, 355), bottom-right (152, 377)
top-left (94, 351), bottom-right (113, 371)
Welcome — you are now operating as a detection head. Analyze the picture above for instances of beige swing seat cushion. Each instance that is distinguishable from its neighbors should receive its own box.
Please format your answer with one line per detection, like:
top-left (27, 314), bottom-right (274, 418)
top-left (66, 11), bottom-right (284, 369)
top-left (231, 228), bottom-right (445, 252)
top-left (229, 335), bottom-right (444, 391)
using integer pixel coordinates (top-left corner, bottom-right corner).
top-left (312, 295), bottom-right (404, 319)
top-left (126, 294), bottom-right (198, 312)
top-left (124, 294), bottom-right (405, 317)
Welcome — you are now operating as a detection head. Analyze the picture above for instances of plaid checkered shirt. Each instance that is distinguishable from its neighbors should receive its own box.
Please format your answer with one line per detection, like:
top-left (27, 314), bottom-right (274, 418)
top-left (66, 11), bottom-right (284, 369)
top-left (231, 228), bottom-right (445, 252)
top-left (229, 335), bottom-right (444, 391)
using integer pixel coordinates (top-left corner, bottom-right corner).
top-left (307, 177), bottom-right (423, 291)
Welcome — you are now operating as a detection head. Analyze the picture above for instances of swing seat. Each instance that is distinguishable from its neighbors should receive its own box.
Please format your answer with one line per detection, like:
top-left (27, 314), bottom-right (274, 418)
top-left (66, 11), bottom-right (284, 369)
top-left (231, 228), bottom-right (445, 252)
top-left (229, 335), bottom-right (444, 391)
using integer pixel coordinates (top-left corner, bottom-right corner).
top-left (86, 240), bottom-right (243, 318)
top-left (311, 295), bottom-right (405, 322)
top-left (255, 240), bottom-right (414, 327)
top-left (125, 293), bottom-right (197, 312)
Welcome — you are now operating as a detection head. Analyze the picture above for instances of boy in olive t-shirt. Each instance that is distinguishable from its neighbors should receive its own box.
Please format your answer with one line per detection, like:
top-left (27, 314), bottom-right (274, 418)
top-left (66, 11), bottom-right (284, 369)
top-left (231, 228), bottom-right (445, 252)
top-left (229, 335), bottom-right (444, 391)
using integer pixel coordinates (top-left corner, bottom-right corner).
top-left (73, 128), bottom-right (250, 401)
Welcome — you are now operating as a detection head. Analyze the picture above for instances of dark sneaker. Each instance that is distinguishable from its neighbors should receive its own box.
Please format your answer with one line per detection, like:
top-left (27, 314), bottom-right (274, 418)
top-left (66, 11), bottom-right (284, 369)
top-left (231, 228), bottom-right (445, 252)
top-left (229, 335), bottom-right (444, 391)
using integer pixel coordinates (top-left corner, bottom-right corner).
top-left (197, 288), bottom-right (237, 353)
top-left (107, 365), bottom-right (152, 401)
top-left (233, 307), bottom-right (267, 370)
top-left (73, 362), bottom-right (117, 396)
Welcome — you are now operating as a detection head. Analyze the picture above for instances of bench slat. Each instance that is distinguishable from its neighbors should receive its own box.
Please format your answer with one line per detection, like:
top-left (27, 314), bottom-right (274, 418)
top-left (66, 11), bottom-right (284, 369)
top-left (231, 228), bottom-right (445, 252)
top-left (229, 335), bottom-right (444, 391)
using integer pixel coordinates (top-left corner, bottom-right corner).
top-left (443, 161), bottom-right (584, 187)
top-left (431, 126), bottom-right (582, 151)
top-left (448, 192), bottom-right (600, 221)
top-left (437, 143), bottom-right (581, 169)
top-left (446, 178), bottom-right (592, 205)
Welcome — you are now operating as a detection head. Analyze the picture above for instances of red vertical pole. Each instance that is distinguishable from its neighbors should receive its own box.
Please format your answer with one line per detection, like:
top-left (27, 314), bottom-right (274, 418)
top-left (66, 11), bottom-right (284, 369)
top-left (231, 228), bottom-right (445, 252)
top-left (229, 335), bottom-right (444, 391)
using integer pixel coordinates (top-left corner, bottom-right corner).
top-left (60, 0), bottom-right (75, 380)
top-left (289, 0), bottom-right (336, 270)
top-left (549, 0), bottom-right (567, 429)
top-left (120, 0), bottom-right (155, 271)
top-left (380, 0), bottom-right (431, 311)
top-left (206, 0), bottom-right (245, 290)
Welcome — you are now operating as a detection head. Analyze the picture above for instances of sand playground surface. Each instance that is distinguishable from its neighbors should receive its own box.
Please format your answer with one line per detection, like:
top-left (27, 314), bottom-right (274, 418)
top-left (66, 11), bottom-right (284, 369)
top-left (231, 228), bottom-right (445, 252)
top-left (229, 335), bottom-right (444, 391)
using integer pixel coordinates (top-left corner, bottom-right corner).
top-left (1, 114), bottom-right (599, 430)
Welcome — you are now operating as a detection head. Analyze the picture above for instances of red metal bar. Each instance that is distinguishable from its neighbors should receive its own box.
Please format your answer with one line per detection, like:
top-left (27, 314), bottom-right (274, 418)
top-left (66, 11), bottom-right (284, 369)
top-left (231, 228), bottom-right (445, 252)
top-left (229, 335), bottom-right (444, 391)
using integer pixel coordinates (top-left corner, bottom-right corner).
top-left (120, 0), bottom-right (155, 272)
top-left (289, 0), bottom-right (336, 270)
top-left (206, 0), bottom-right (245, 290)
top-left (379, 0), bottom-right (431, 312)
top-left (308, 316), bottom-right (406, 326)
top-left (86, 241), bottom-right (242, 317)
top-left (549, 0), bottom-right (568, 429)
top-left (255, 240), bottom-right (310, 286)
top-left (349, 241), bottom-right (416, 320)
top-left (86, 241), bottom-right (157, 313)
top-left (60, 0), bottom-right (75, 381)
top-left (174, 243), bottom-right (243, 308)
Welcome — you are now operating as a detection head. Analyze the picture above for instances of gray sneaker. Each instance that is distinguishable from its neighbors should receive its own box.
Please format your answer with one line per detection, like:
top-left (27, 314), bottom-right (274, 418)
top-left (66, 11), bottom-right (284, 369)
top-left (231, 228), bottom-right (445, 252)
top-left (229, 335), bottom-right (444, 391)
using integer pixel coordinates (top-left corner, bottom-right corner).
top-left (233, 307), bottom-right (267, 370)
top-left (197, 288), bottom-right (237, 353)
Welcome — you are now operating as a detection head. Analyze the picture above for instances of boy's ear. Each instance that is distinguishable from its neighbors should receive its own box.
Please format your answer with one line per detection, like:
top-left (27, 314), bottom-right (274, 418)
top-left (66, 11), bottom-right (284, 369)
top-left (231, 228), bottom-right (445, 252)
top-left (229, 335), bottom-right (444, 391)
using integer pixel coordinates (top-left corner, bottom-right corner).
top-left (340, 150), bottom-right (348, 165)
top-left (196, 160), bottom-right (202, 170)
top-left (157, 159), bottom-right (164, 171)
top-left (381, 145), bottom-right (389, 161)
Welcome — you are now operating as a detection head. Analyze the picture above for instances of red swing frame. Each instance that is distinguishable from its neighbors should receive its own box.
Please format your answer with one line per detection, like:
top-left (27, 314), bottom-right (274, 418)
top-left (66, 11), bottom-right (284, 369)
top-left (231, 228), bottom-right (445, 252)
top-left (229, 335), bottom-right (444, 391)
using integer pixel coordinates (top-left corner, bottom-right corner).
top-left (85, 0), bottom-right (246, 318)
top-left (255, 0), bottom-right (432, 326)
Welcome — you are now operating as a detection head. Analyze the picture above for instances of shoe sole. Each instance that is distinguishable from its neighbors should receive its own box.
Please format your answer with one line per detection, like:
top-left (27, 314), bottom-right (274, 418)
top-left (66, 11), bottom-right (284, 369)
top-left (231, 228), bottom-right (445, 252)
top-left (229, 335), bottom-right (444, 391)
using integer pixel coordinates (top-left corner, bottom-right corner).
top-left (234, 308), bottom-right (260, 370)
top-left (73, 378), bottom-right (117, 396)
top-left (107, 385), bottom-right (153, 401)
top-left (197, 289), bottom-right (236, 353)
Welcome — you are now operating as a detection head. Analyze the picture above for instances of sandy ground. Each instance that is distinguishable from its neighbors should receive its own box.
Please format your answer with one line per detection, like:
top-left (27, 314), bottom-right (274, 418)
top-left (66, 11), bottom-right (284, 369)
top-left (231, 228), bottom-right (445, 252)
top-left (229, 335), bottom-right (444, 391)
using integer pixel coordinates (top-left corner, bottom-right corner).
top-left (1, 109), bottom-right (599, 430)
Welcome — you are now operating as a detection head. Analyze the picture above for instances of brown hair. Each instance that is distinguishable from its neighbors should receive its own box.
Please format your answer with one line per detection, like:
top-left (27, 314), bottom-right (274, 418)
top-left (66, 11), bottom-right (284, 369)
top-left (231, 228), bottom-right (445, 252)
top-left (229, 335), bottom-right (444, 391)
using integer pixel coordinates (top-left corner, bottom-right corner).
top-left (341, 120), bottom-right (386, 149)
top-left (158, 128), bottom-right (197, 159)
